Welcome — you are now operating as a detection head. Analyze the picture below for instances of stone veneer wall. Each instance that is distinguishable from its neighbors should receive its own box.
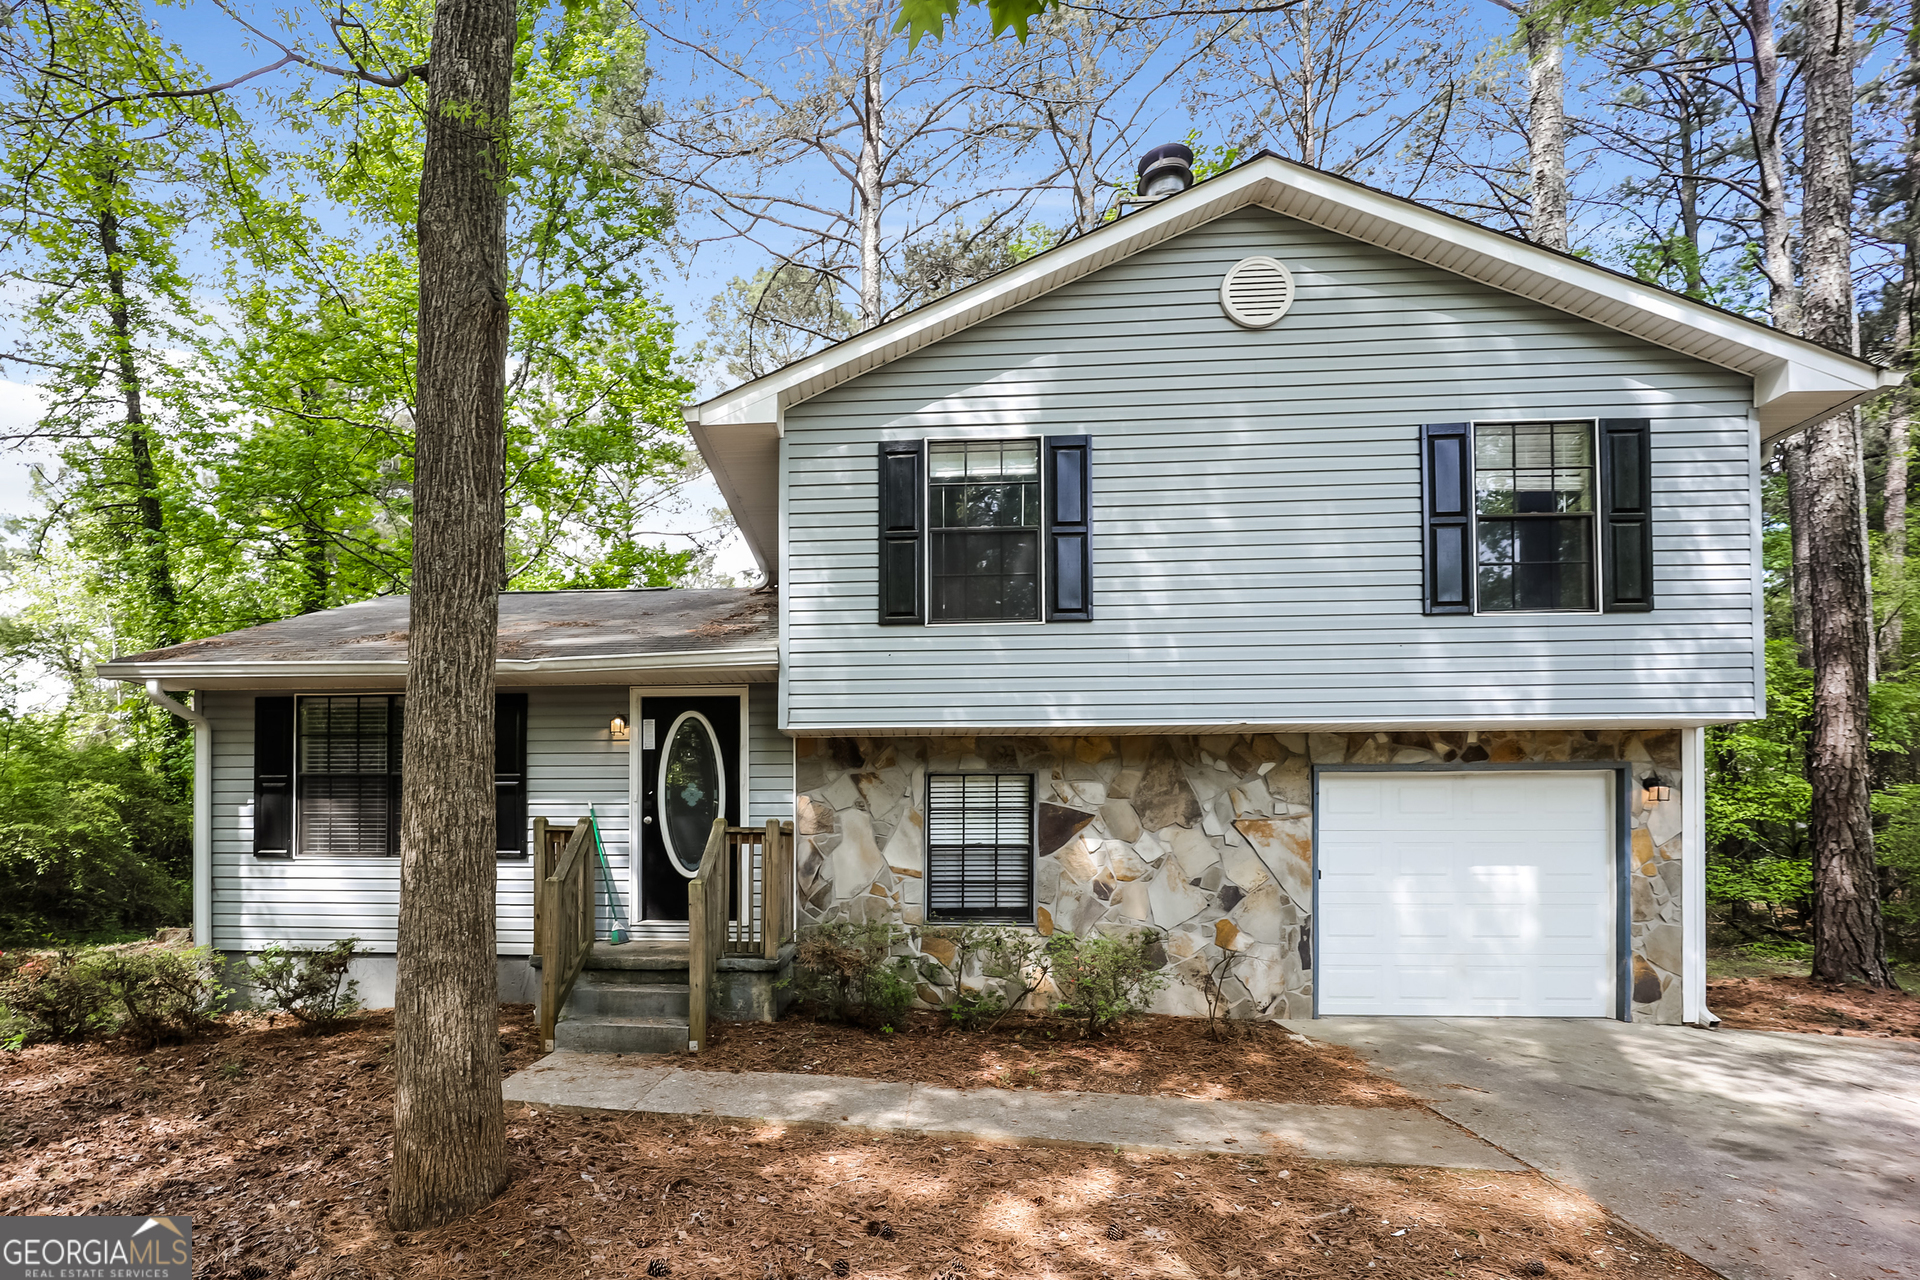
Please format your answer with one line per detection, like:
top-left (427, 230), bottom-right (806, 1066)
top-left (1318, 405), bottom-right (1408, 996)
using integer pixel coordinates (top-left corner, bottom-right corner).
top-left (794, 729), bottom-right (1687, 1024)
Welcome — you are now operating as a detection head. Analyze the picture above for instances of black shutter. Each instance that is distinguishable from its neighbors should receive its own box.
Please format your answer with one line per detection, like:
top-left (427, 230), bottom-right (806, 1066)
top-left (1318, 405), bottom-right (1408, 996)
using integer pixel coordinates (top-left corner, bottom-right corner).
top-left (1421, 422), bottom-right (1473, 614)
top-left (877, 440), bottom-right (924, 625)
top-left (1044, 435), bottom-right (1093, 622)
top-left (254, 696), bottom-right (295, 858)
top-left (1601, 418), bottom-right (1654, 611)
top-left (495, 692), bottom-right (529, 858)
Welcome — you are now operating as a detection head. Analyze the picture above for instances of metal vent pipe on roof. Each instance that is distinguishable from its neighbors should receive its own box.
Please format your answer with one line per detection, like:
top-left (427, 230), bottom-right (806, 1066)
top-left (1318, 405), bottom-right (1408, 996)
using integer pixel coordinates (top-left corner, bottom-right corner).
top-left (1137, 142), bottom-right (1196, 200)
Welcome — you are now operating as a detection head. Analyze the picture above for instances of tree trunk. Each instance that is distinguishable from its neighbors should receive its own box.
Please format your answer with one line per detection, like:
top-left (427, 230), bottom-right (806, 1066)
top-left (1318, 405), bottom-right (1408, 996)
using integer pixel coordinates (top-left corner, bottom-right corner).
top-left (1887, 387), bottom-right (1910, 667)
top-left (388, 0), bottom-right (515, 1231)
top-left (1524, 0), bottom-right (1568, 251)
top-left (97, 193), bottom-right (180, 649)
top-left (1785, 436), bottom-right (1815, 658)
top-left (1745, 0), bottom-right (1811, 657)
top-left (1800, 0), bottom-right (1897, 988)
top-left (856, 18), bottom-right (885, 330)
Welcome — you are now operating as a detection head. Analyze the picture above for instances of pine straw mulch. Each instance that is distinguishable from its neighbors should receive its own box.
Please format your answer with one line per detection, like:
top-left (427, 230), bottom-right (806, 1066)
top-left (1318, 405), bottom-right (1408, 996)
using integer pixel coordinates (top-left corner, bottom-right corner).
top-left (0, 1003), bottom-right (1712, 1280)
top-left (1706, 972), bottom-right (1920, 1039)
top-left (682, 1010), bottom-right (1416, 1108)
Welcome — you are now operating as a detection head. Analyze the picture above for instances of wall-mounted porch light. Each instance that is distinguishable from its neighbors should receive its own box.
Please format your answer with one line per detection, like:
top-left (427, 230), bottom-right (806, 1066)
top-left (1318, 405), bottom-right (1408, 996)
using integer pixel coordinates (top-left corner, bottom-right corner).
top-left (1641, 775), bottom-right (1671, 804)
top-left (611, 714), bottom-right (630, 741)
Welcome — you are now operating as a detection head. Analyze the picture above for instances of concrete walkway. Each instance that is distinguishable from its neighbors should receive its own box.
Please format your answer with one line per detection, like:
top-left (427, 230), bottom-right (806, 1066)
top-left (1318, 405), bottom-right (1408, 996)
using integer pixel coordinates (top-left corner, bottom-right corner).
top-left (1290, 1018), bottom-right (1920, 1280)
top-left (503, 1049), bottom-right (1522, 1170)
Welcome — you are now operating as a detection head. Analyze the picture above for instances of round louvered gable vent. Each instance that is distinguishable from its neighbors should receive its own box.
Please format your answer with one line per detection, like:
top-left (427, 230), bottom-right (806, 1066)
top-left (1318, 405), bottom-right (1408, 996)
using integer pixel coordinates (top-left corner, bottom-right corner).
top-left (1219, 256), bottom-right (1296, 329)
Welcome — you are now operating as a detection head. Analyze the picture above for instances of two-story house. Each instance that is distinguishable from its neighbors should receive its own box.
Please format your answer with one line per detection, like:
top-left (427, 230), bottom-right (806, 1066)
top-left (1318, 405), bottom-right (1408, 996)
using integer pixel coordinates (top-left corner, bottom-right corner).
top-left (101, 150), bottom-right (1894, 1031)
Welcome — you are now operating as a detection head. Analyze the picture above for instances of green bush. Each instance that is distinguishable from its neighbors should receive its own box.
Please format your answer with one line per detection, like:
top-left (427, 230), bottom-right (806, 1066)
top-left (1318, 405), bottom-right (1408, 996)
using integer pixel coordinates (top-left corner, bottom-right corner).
top-left (94, 947), bottom-right (228, 1046)
top-left (1046, 929), bottom-right (1168, 1037)
top-left (241, 939), bottom-right (366, 1028)
top-left (788, 922), bottom-right (916, 1030)
top-left (0, 948), bottom-right (112, 1045)
top-left (0, 713), bottom-right (189, 941)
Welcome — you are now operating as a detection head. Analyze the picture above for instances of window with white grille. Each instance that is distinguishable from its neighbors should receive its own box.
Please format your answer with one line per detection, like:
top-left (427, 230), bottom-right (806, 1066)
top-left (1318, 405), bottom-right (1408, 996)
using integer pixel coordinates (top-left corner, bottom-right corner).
top-left (926, 773), bottom-right (1035, 922)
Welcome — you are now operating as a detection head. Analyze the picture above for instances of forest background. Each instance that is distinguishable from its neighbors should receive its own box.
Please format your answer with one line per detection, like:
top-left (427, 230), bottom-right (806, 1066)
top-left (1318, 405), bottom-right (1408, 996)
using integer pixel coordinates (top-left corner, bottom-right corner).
top-left (0, 0), bottom-right (1913, 969)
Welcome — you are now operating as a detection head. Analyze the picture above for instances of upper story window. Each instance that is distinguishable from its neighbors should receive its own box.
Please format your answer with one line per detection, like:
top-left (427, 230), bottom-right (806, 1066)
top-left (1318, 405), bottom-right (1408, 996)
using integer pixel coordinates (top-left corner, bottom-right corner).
top-left (929, 439), bottom-right (1042, 622)
top-left (1473, 421), bottom-right (1596, 612)
top-left (877, 435), bottom-right (1093, 627)
top-left (1421, 418), bottom-right (1652, 616)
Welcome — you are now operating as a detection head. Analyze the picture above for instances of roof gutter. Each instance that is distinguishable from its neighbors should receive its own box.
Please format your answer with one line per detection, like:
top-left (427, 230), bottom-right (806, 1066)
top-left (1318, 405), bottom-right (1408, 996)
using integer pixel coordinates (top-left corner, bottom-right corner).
top-left (98, 644), bottom-right (781, 686)
top-left (141, 681), bottom-right (212, 951)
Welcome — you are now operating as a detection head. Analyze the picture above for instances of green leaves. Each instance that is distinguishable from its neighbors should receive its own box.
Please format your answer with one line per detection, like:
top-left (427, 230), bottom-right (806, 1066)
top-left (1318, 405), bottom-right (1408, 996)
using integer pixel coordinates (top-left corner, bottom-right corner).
top-left (892, 0), bottom-right (1060, 50)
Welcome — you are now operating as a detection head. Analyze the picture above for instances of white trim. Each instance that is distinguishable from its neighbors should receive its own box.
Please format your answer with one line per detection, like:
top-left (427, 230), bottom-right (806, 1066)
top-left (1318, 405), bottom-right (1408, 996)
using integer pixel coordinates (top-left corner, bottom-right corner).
top-left (101, 645), bottom-right (780, 689)
top-left (656, 710), bottom-right (726, 877)
top-left (781, 714), bottom-right (1752, 736)
top-left (1681, 725), bottom-right (1717, 1026)
top-left (142, 683), bottom-right (213, 947)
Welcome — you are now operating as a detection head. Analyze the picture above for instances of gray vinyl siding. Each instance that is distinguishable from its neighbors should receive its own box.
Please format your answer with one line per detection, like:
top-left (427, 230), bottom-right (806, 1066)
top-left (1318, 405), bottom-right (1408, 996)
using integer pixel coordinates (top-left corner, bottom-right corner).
top-left (207, 687), bottom-right (633, 955)
top-left (781, 206), bottom-right (1761, 730)
top-left (747, 682), bottom-right (793, 824)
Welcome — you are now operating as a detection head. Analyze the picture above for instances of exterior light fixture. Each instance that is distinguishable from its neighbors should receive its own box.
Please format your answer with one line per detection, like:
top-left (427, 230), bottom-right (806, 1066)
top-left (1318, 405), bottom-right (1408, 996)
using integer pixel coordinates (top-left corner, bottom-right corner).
top-left (1641, 775), bottom-right (1670, 804)
top-left (611, 714), bottom-right (630, 741)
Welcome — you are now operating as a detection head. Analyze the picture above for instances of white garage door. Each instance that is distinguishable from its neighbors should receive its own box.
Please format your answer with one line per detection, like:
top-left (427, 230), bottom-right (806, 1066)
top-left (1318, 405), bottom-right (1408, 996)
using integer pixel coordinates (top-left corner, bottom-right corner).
top-left (1316, 771), bottom-right (1615, 1017)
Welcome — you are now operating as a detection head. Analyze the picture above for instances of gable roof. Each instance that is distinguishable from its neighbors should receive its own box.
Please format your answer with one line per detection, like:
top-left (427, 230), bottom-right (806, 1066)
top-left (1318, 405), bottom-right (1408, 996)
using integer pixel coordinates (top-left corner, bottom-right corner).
top-left (687, 151), bottom-right (1896, 580)
top-left (97, 588), bottom-right (778, 690)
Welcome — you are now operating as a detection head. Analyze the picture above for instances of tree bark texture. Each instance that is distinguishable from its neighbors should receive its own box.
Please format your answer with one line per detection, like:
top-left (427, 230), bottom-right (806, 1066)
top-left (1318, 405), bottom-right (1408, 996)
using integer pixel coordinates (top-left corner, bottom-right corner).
top-left (1784, 436), bottom-right (1815, 657)
top-left (1524, 0), bottom-right (1567, 251)
top-left (388, 0), bottom-right (515, 1230)
top-left (1746, 0), bottom-right (1796, 332)
top-left (856, 18), bottom-right (884, 330)
top-left (1800, 0), bottom-right (1896, 987)
top-left (97, 191), bottom-right (180, 649)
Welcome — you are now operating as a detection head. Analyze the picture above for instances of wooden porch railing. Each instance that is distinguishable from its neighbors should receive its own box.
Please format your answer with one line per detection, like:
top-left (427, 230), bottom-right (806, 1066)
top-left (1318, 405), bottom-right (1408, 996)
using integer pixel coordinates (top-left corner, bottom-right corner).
top-left (532, 817), bottom-right (596, 1050)
top-left (687, 818), bottom-right (795, 1052)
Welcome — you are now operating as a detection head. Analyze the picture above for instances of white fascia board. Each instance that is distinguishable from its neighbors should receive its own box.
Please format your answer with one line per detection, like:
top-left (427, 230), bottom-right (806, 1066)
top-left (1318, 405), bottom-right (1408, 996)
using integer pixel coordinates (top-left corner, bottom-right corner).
top-left (688, 415), bottom-right (779, 582)
top-left (781, 712), bottom-right (1753, 736)
top-left (98, 645), bottom-right (781, 690)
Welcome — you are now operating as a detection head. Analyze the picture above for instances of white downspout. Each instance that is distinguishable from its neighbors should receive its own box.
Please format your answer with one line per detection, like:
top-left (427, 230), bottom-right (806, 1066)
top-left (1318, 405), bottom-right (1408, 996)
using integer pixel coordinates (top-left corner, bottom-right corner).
top-left (1681, 725), bottom-right (1718, 1026)
top-left (142, 681), bottom-right (212, 951)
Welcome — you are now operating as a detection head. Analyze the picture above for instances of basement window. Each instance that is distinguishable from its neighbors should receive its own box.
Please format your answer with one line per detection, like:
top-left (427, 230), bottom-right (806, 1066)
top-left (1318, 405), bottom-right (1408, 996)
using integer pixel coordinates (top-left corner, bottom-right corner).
top-left (926, 773), bottom-right (1035, 923)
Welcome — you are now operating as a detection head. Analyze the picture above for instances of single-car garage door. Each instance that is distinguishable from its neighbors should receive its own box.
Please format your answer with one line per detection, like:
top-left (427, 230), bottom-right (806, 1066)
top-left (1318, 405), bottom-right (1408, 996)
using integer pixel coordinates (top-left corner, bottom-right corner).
top-left (1316, 771), bottom-right (1616, 1017)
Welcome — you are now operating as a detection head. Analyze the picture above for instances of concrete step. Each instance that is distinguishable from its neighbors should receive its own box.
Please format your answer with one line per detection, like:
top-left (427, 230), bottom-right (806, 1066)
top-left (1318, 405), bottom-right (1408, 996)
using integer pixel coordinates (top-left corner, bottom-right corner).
top-left (553, 1015), bottom-right (689, 1055)
top-left (565, 982), bottom-right (690, 1019)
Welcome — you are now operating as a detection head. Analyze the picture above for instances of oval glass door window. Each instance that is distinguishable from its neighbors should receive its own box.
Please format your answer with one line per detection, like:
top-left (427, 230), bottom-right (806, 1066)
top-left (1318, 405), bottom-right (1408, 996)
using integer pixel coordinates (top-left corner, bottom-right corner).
top-left (658, 711), bottom-right (726, 877)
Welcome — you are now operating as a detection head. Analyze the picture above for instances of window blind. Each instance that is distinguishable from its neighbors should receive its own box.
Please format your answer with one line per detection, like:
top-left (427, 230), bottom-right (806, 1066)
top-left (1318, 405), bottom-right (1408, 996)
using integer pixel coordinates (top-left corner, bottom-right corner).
top-left (926, 773), bottom-right (1034, 922)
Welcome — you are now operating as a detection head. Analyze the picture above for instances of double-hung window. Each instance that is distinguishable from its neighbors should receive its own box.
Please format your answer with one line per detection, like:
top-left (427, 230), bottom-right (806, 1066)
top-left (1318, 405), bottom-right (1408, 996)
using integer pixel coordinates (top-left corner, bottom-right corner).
top-left (929, 439), bottom-right (1042, 622)
top-left (297, 695), bottom-right (403, 857)
top-left (252, 692), bottom-right (529, 858)
top-left (925, 773), bottom-right (1035, 923)
top-left (1421, 418), bottom-right (1652, 615)
top-left (877, 435), bottom-right (1093, 625)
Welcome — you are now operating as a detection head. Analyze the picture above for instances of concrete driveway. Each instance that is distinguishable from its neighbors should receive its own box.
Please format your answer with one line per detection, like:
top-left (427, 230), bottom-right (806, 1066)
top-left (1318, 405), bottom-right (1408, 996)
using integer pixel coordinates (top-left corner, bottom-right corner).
top-left (1288, 1018), bottom-right (1920, 1280)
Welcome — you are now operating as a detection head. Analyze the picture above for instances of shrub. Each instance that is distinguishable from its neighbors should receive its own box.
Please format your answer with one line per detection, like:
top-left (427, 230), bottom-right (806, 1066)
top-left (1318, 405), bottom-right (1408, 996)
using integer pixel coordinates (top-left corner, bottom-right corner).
top-left (918, 926), bottom-right (1051, 1031)
top-left (788, 922), bottom-right (916, 1029)
top-left (0, 948), bottom-right (112, 1045)
top-left (1046, 929), bottom-right (1169, 1037)
top-left (242, 939), bottom-right (367, 1028)
top-left (0, 712), bottom-right (189, 942)
top-left (94, 946), bottom-right (228, 1046)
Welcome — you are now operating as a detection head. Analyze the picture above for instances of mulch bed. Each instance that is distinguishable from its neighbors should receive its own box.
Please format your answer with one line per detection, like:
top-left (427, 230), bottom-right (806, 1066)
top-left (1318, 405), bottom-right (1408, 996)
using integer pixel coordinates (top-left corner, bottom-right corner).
top-left (685, 1009), bottom-right (1418, 1107)
top-left (1706, 973), bottom-right (1920, 1039)
top-left (0, 1004), bottom-right (1711, 1280)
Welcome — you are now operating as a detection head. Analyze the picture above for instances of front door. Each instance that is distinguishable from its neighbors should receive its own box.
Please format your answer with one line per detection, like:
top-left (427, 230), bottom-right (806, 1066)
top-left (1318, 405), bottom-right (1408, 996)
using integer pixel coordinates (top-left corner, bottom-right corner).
top-left (636, 693), bottom-right (741, 922)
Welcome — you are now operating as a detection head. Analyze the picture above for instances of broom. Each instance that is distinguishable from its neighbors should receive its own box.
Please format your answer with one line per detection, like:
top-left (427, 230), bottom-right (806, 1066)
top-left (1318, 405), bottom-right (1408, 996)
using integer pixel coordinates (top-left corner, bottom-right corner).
top-left (587, 805), bottom-right (630, 944)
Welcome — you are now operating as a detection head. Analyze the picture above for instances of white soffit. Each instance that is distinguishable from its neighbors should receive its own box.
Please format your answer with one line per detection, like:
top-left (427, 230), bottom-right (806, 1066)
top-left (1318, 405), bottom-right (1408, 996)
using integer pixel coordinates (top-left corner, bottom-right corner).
top-left (689, 154), bottom-right (1896, 569)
